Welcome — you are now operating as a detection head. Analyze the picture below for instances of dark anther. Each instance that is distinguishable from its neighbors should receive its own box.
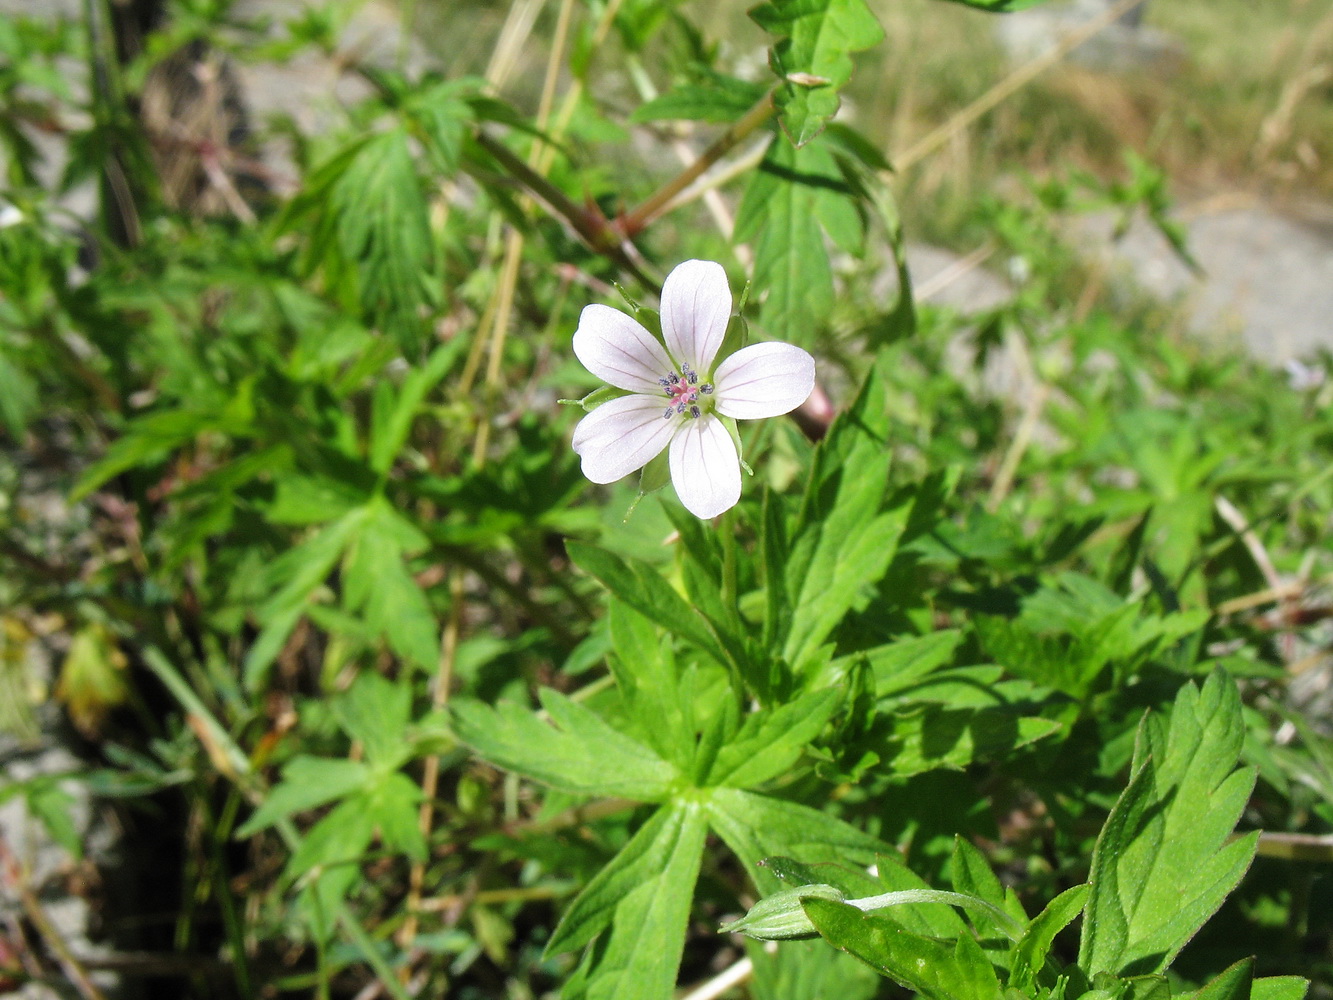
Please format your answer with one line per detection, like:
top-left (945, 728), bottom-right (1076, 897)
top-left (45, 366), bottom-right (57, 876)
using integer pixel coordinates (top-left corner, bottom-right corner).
top-left (663, 407), bottom-right (674, 420)
top-left (700, 383), bottom-right (714, 394)
top-left (690, 405), bottom-right (701, 419)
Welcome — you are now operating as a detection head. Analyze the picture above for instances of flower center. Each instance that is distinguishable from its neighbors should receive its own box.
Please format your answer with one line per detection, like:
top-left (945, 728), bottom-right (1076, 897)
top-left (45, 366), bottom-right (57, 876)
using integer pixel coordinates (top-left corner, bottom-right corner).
top-left (658, 362), bottom-right (714, 420)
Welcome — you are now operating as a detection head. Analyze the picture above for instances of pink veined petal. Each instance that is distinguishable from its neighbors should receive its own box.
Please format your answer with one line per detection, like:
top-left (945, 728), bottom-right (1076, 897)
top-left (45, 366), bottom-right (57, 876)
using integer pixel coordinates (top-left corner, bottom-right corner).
top-left (713, 342), bottom-right (816, 420)
top-left (660, 260), bottom-right (731, 373)
top-left (572, 394), bottom-right (677, 484)
top-left (669, 415), bottom-right (741, 519)
top-left (573, 304), bottom-right (675, 394)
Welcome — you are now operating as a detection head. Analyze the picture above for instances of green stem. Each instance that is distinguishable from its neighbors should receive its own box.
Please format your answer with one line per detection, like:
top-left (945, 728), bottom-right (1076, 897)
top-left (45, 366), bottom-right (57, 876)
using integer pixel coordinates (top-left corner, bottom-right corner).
top-left (718, 508), bottom-right (744, 700)
top-left (468, 130), bottom-right (660, 293)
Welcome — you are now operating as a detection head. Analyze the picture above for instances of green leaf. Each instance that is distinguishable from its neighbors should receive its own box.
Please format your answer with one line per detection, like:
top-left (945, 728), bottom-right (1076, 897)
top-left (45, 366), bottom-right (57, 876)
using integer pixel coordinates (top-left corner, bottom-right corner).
top-left (828, 630), bottom-right (962, 696)
top-left (769, 364), bottom-right (913, 675)
top-left (883, 705), bottom-right (1063, 776)
top-left (630, 77), bottom-right (768, 124)
top-left (719, 882), bottom-right (846, 939)
top-left (1078, 670), bottom-right (1258, 979)
top-left (236, 756), bottom-right (372, 838)
top-left (405, 76), bottom-right (480, 174)
top-left (451, 690), bottom-right (679, 800)
top-left (367, 341), bottom-right (463, 474)
top-left (950, 837), bottom-right (1027, 938)
top-left (783, 499), bottom-right (909, 673)
top-left (342, 504), bottom-right (439, 671)
top-left (749, 936), bottom-right (881, 1000)
top-left (1251, 979), bottom-right (1311, 1000)
top-left (364, 771), bottom-right (427, 862)
top-left (704, 687), bottom-right (841, 788)
top-left (291, 128), bottom-right (437, 342)
top-left (1175, 958), bottom-right (1255, 1000)
top-left (606, 598), bottom-right (694, 768)
top-left (246, 506), bottom-right (369, 688)
top-left (749, 0), bottom-right (885, 145)
top-left (266, 473), bottom-right (368, 526)
top-left (0, 350), bottom-right (38, 434)
top-left (288, 793), bottom-right (378, 878)
top-left (1009, 884), bottom-right (1089, 993)
top-left (706, 786), bottom-right (887, 895)
top-left (803, 897), bottom-right (1004, 1000)
top-left (73, 407), bottom-right (220, 499)
top-left (567, 542), bottom-right (730, 668)
top-left (545, 801), bottom-right (708, 1000)
top-left (331, 672), bottom-right (414, 768)
top-left (736, 137), bottom-right (855, 347)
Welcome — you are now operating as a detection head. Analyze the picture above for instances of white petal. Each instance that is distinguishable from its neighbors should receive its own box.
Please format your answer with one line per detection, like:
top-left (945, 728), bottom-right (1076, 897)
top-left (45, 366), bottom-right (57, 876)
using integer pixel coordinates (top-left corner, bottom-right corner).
top-left (573, 304), bottom-right (674, 394)
top-left (660, 260), bottom-right (731, 372)
top-left (572, 394), bottom-right (677, 484)
top-left (669, 415), bottom-right (741, 519)
top-left (713, 342), bottom-right (815, 420)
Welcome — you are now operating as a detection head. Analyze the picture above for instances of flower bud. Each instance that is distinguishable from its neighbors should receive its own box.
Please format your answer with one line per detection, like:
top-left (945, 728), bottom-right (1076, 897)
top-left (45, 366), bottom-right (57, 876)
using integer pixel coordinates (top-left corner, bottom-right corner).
top-left (719, 884), bottom-right (846, 940)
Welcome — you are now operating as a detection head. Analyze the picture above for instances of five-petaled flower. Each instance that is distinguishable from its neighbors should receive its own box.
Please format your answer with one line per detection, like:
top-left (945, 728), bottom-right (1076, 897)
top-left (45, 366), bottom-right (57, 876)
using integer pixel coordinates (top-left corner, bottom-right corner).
top-left (571, 259), bottom-right (815, 519)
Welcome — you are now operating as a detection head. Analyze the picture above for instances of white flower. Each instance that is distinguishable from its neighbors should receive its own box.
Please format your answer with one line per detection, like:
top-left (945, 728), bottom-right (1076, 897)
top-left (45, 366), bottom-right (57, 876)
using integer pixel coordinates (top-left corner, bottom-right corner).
top-left (571, 259), bottom-right (815, 519)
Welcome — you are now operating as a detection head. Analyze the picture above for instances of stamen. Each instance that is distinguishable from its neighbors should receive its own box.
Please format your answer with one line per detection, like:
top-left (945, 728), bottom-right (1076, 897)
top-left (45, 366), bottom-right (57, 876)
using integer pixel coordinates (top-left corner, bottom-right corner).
top-left (663, 407), bottom-right (674, 420)
top-left (689, 405), bottom-right (701, 419)
top-left (658, 376), bottom-right (672, 388)
top-left (699, 383), bottom-right (713, 394)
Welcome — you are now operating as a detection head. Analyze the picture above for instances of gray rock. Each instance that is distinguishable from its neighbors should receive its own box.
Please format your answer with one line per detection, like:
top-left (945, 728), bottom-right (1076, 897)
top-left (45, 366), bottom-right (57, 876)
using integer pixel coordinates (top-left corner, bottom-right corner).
top-left (995, 0), bottom-right (1185, 76)
top-left (1079, 203), bottom-right (1333, 363)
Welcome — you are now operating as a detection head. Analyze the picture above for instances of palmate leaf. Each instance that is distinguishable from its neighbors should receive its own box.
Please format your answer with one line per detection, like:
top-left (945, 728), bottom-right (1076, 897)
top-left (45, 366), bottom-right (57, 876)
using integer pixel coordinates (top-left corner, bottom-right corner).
top-left (289, 127), bottom-right (437, 344)
top-left (1078, 670), bottom-right (1259, 979)
top-left (749, 0), bottom-right (885, 146)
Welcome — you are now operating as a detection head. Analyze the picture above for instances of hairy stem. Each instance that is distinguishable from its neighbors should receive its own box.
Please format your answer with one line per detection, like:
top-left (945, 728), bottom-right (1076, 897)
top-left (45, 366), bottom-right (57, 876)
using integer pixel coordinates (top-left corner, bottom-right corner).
top-left (619, 95), bottom-right (775, 236)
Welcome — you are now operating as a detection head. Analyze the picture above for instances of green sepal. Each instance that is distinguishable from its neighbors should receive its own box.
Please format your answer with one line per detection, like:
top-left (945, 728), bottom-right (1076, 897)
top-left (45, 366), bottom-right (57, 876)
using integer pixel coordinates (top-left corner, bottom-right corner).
top-left (639, 449), bottom-right (670, 494)
top-left (630, 301), bottom-right (666, 345)
top-left (613, 281), bottom-right (644, 314)
top-left (718, 415), bottom-right (751, 476)
top-left (717, 312), bottom-right (750, 364)
top-left (560, 384), bottom-right (628, 413)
